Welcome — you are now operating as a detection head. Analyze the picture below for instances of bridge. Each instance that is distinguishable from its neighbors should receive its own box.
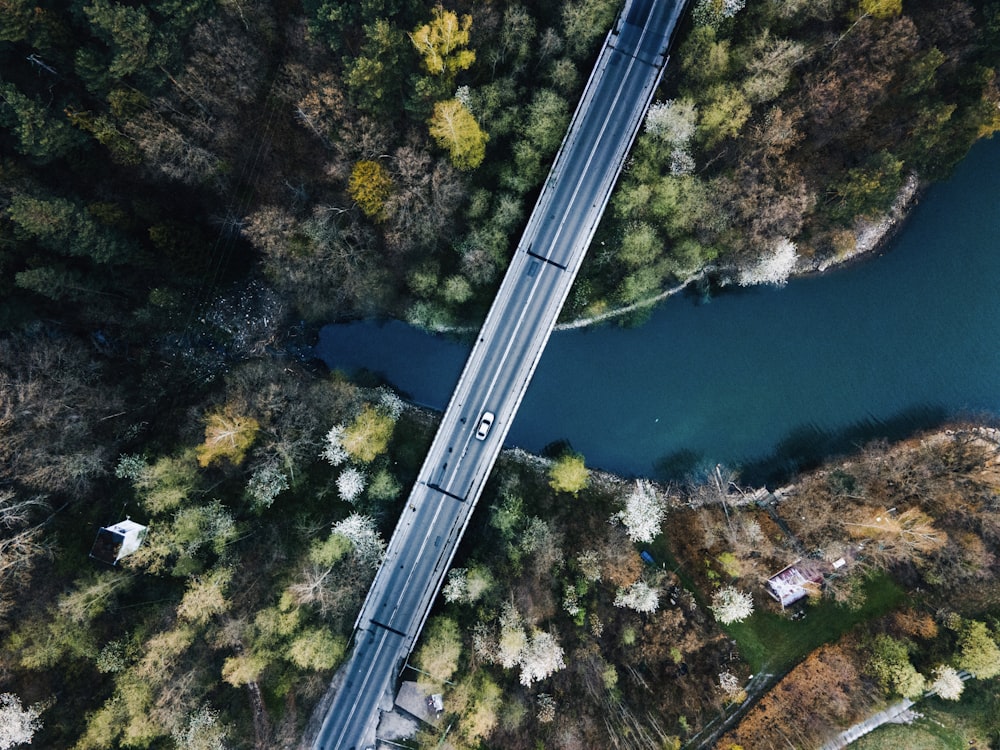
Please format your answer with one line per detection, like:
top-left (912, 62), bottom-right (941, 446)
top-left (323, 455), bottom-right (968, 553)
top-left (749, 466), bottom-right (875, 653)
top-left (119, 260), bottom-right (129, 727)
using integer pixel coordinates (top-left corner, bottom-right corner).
top-left (308, 1), bottom-right (687, 746)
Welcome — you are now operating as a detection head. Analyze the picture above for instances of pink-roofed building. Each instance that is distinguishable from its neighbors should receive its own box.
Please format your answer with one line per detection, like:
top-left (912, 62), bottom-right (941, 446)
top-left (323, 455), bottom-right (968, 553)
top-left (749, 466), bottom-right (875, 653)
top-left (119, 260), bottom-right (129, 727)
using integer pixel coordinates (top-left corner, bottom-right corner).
top-left (766, 560), bottom-right (824, 608)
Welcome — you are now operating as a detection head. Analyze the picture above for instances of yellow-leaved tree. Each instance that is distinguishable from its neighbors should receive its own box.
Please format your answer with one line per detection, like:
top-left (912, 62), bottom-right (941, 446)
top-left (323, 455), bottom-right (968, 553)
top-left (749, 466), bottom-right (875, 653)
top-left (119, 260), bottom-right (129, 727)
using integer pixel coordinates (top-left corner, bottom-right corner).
top-left (429, 99), bottom-right (488, 171)
top-left (410, 6), bottom-right (476, 78)
top-left (348, 160), bottom-right (393, 220)
top-left (548, 452), bottom-right (589, 496)
top-left (859, 0), bottom-right (902, 18)
top-left (342, 403), bottom-right (395, 463)
top-left (196, 406), bottom-right (259, 467)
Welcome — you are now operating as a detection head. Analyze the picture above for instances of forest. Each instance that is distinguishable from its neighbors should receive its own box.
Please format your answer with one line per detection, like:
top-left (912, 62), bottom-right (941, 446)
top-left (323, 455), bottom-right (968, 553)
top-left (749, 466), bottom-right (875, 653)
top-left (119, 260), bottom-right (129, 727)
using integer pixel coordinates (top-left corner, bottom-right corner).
top-left (1, 0), bottom-right (1000, 748)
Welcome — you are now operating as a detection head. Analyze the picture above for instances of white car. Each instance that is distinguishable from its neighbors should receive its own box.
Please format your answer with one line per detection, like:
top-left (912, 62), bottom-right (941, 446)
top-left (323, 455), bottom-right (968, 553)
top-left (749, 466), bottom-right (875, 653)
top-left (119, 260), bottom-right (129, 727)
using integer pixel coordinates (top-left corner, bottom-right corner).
top-left (475, 411), bottom-right (495, 440)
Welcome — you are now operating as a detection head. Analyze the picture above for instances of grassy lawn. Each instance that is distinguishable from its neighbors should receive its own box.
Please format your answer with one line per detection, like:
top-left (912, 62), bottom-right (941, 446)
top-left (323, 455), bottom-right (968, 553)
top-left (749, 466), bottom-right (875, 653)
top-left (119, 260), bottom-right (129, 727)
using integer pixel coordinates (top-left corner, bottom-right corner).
top-left (850, 684), bottom-right (999, 750)
top-left (721, 573), bottom-right (905, 673)
top-left (849, 715), bottom-right (969, 750)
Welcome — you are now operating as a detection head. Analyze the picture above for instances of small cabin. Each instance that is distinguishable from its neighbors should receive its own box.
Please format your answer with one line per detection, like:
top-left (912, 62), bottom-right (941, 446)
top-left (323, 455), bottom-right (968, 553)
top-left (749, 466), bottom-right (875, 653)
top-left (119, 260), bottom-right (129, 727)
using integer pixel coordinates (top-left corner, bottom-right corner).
top-left (90, 519), bottom-right (147, 565)
top-left (766, 560), bottom-right (823, 609)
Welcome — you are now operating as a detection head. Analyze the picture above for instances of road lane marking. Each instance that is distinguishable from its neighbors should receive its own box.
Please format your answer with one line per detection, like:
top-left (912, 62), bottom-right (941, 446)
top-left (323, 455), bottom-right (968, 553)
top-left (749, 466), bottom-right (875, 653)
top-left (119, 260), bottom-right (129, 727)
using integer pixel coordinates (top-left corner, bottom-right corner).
top-left (324, 6), bottom-right (678, 746)
top-left (324, 626), bottom-right (393, 749)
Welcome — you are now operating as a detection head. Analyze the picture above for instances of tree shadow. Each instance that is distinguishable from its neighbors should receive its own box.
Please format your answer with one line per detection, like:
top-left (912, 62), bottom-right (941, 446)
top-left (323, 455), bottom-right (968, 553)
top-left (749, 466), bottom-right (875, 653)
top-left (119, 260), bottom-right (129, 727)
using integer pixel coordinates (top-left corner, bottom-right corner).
top-left (653, 448), bottom-right (704, 483)
top-left (736, 404), bottom-right (951, 487)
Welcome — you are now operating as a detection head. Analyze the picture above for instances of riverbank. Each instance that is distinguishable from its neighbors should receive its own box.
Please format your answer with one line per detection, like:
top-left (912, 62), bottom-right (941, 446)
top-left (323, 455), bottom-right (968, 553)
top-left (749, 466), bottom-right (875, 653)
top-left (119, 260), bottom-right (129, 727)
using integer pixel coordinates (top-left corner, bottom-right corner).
top-left (559, 169), bottom-right (924, 330)
top-left (811, 172), bottom-right (922, 274)
top-left (316, 135), bottom-right (1000, 479)
top-left (415, 169), bottom-right (924, 336)
top-left (397, 416), bottom-right (1000, 750)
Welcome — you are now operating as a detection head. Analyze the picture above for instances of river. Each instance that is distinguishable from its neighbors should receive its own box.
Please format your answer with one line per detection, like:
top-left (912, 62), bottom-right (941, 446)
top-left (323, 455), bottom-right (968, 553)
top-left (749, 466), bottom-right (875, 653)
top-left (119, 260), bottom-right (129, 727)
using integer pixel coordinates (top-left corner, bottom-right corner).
top-left (316, 138), bottom-right (1000, 483)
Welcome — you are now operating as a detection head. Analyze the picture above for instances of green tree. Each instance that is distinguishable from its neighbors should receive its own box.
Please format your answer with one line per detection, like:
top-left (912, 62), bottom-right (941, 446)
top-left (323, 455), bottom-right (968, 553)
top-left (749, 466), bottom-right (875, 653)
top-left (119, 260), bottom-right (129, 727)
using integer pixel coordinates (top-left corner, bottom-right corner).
top-left (367, 468), bottom-right (402, 503)
top-left (414, 616), bottom-right (462, 688)
top-left (679, 27), bottom-right (730, 88)
top-left (562, 0), bottom-right (619, 59)
top-left (344, 19), bottom-right (408, 117)
top-left (83, 0), bottom-right (159, 78)
top-left (451, 673), bottom-right (502, 745)
top-left (650, 175), bottom-right (715, 237)
top-left (957, 620), bottom-right (1000, 679)
top-left (548, 452), bottom-right (589, 496)
top-left (868, 634), bottom-right (925, 698)
top-left (0, 83), bottom-right (83, 161)
top-left (285, 628), bottom-right (346, 671)
top-left (6, 192), bottom-right (133, 264)
top-left (135, 451), bottom-right (198, 515)
top-left (618, 222), bottom-right (662, 268)
top-left (65, 107), bottom-right (141, 165)
top-left (522, 89), bottom-right (570, 155)
top-left (441, 275), bottom-right (473, 305)
top-left (176, 567), bottom-right (232, 625)
top-left (829, 150), bottom-right (905, 222)
top-left (305, 0), bottom-right (404, 52)
top-left (221, 650), bottom-right (271, 687)
top-left (309, 531), bottom-right (353, 567)
top-left (698, 83), bottom-right (751, 148)
top-left (14, 266), bottom-right (97, 302)
top-left (428, 98), bottom-right (488, 170)
top-left (0, 0), bottom-right (33, 43)
top-left (616, 264), bottom-right (668, 305)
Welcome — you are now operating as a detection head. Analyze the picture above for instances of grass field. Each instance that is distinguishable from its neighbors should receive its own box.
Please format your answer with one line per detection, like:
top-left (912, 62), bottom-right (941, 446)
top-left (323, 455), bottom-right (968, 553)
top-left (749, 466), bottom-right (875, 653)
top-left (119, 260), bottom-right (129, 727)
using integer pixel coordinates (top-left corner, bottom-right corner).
top-left (848, 680), bottom-right (999, 750)
top-left (722, 573), bottom-right (905, 673)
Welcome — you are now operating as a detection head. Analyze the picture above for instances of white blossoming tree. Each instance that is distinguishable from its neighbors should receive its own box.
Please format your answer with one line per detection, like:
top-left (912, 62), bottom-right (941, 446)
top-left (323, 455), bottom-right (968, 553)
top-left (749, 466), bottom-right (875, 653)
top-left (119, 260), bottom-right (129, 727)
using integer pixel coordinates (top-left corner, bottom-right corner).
top-left (577, 549), bottom-right (602, 582)
top-left (443, 568), bottom-right (469, 603)
top-left (614, 580), bottom-right (660, 614)
top-left (645, 99), bottom-right (697, 145)
top-left (519, 630), bottom-right (566, 686)
top-left (497, 605), bottom-right (529, 669)
top-left (669, 146), bottom-right (696, 175)
top-left (693, 0), bottom-right (746, 27)
top-left (718, 671), bottom-right (746, 703)
top-left (562, 584), bottom-right (582, 617)
top-left (337, 467), bottom-right (366, 504)
top-left (611, 479), bottom-right (667, 544)
top-left (376, 386), bottom-right (405, 420)
top-left (115, 453), bottom-right (148, 482)
top-left (535, 693), bottom-right (556, 724)
top-left (171, 704), bottom-right (230, 750)
top-left (475, 604), bottom-right (567, 686)
top-left (245, 464), bottom-right (288, 511)
top-left (645, 99), bottom-right (698, 176)
top-left (710, 586), bottom-right (754, 624)
top-left (929, 665), bottom-right (965, 700)
top-left (444, 565), bottom-right (493, 604)
top-left (331, 513), bottom-right (385, 568)
top-left (736, 238), bottom-right (798, 287)
top-left (320, 425), bottom-right (348, 466)
top-left (0, 694), bottom-right (44, 750)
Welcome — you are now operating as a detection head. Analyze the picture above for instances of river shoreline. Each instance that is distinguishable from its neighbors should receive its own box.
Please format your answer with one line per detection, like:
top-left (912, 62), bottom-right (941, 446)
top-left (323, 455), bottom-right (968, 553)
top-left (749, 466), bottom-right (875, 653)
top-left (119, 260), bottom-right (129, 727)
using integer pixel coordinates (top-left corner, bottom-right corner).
top-left (419, 171), bottom-right (927, 335)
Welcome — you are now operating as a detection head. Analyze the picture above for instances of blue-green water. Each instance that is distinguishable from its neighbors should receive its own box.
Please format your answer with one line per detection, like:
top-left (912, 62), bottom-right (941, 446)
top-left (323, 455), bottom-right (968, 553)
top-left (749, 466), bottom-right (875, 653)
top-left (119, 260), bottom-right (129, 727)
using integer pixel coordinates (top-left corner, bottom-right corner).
top-left (317, 138), bottom-right (1000, 481)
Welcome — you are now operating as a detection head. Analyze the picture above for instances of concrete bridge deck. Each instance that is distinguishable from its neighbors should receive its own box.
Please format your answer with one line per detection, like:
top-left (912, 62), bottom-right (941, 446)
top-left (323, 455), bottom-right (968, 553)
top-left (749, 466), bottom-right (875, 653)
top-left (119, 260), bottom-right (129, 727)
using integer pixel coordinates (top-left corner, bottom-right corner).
top-left (307, 1), bottom-right (689, 747)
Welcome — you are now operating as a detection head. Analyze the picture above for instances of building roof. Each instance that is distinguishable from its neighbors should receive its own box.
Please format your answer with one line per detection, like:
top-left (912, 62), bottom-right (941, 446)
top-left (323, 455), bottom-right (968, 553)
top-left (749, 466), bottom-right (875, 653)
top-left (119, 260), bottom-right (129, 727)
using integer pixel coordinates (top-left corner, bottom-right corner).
top-left (89, 519), bottom-right (147, 565)
top-left (766, 561), bottom-right (823, 608)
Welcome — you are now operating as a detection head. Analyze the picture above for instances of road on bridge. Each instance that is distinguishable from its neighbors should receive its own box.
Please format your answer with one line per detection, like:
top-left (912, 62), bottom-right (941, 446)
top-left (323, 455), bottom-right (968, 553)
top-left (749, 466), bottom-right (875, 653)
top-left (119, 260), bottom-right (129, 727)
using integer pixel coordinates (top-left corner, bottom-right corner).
top-left (310, 1), bottom-right (687, 747)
